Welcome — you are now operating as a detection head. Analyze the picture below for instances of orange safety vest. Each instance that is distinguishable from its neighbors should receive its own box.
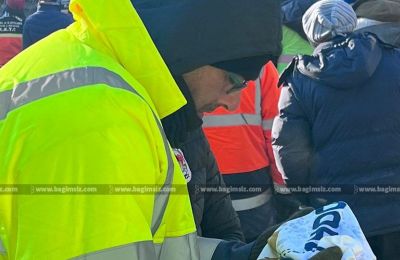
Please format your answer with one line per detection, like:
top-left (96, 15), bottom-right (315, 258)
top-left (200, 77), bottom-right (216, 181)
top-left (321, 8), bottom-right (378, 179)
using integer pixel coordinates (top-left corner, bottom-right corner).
top-left (203, 62), bottom-right (284, 185)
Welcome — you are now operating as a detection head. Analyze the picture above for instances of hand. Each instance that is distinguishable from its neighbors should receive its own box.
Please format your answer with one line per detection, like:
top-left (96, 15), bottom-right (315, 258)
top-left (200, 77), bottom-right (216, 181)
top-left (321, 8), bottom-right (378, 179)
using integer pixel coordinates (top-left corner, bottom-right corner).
top-left (274, 193), bottom-right (304, 223)
top-left (249, 207), bottom-right (314, 260)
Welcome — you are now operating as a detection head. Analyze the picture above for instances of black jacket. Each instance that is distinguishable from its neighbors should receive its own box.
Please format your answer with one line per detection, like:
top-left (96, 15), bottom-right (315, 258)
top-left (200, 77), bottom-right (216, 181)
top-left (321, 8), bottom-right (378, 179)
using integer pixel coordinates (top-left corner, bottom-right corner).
top-left (273, 33), bottom-right (400, 236)
top-left (162, 78), bottom-right (244, 241)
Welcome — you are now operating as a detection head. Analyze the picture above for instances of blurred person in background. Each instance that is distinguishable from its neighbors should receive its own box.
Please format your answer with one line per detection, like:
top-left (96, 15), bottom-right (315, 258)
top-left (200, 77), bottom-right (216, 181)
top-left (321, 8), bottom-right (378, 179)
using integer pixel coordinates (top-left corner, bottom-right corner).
top-left (278, 0), bottom-right (315, 73)
top-left (201, 0), bottom-right (317, 242)
top-left (0, 0), bottom-right (25, 67)
top-left (272, 0), bottom-right (400, 258)
top-left (23, 0), bottom-right (38, 16)
top-left (202, 61), bottom-right (284, 242)
top-left (352, 0), bottom-right (400, 257)
top-left (60, 0), bottom-right (69, 13)
top-left (22, 0), bottom-right (72, 49)
top-left (353, 0), bottom-right (400, 47)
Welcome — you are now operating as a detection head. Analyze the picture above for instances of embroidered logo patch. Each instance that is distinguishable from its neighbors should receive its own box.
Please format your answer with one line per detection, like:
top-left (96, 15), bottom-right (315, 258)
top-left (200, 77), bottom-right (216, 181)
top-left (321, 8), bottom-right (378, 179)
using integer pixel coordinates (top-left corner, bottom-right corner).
top-left (173, 148), bottom-right (192, 183)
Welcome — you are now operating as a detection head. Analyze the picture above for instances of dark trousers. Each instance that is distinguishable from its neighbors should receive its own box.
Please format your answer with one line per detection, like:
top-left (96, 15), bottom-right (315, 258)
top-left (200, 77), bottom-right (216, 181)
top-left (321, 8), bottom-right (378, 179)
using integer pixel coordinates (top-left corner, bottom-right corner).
top-left (222, 167), bottom-right (276, 242)
top-left (367, 231), bottom-right (400, 259)
top-left (236, 198), bottom-right (276, 242)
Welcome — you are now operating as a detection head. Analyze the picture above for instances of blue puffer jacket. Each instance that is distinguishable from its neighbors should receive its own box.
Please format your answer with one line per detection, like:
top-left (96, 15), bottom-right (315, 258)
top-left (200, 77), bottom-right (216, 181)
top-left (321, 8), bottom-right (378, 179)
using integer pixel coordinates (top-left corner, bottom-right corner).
top-left (22, 3), bottom-right (73, 49)
top-left (272, 32), bottom-right (400, 236)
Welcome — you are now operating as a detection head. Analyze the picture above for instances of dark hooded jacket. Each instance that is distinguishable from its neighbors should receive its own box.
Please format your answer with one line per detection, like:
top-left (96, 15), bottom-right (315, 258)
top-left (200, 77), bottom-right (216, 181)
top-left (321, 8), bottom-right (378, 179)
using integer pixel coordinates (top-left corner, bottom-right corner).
top-left (354, 0), bottom-right (400, 47)
top-left (133, 0), bottom-right (282, 258)
top-left (272, 32), bottom-right (400, 236)
top-left (22, 2), bottom-right (73, 49)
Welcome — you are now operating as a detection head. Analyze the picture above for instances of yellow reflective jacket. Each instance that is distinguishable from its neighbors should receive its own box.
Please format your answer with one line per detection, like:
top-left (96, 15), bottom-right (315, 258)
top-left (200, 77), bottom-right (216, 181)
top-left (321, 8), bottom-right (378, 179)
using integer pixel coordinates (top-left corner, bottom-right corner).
top-left (277, 26), bottom-right (313, 74)
top-left (0, 0), bottom-right (204, 259)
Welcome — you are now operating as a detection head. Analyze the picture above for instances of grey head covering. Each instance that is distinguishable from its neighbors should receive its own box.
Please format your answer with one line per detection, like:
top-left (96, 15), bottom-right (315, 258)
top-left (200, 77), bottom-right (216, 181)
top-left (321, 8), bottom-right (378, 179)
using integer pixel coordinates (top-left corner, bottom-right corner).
top-left (302, 0), bottom-right (357, 45)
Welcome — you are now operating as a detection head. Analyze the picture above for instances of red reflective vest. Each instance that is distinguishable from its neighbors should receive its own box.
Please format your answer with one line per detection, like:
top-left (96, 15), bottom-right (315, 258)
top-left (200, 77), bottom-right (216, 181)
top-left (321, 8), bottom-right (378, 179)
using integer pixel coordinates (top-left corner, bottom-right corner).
top-left (203, 62), bottom-right (284, 185)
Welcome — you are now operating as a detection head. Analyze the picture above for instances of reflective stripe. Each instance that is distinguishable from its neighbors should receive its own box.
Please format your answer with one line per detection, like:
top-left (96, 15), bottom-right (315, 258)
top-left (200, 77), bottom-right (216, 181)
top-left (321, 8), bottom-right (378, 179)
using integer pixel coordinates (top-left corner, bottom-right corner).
top-left (0, 67), bottom-right (173, 235)
top-left (71, 240), bottom-right (156, 260)
top-left (197, 237), bottom-right (221, 260)
top-left (278, 54), bottom-right (295, 65)
top-left (71, 233), bottom-right (205, 260)
top-left (0, 239), bottom-right (5, 255)
top-left (202, 113), bottom-right (261, 127)
top-left (1, 67), bottom-right (142, 120)
top-left (202, 65), bottom-right (265, 128)
top-left (262, 119), bottom-right (274, 131)
top-left (0, 33), bottom-right (22, 38)
top-left (254, 66), bottom-right (263, 115)
top-left (231, 189), bottom-right (272, 211)
top-left (156, 233), bottom-right (201, 260)
top-left (151, 117), bottom-right (173, 235)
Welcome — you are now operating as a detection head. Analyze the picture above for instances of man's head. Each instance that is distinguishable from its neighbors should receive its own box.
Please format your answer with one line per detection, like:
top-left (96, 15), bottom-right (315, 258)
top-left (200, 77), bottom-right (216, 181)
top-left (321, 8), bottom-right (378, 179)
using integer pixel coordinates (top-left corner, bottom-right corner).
top-left (133, 0), bottom-right (282, 114)
top-left (302, 0), bottom-right (357, 46)
top-left (6, 0), bottom-right (25, 10)
top-left (182, 66), bottom-right (246, 114)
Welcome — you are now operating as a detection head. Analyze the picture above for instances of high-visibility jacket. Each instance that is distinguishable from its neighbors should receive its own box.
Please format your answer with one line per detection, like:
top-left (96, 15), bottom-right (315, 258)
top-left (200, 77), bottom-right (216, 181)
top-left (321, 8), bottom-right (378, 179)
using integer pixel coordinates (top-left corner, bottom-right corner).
top-left (0, 0), bottom-right (221, 259)
top-left (203, 62), bottom-right (284, 185)
top-left (277, 26), bottom-right (313, 74)
top-left (0, 8), bottom-right (24, 67)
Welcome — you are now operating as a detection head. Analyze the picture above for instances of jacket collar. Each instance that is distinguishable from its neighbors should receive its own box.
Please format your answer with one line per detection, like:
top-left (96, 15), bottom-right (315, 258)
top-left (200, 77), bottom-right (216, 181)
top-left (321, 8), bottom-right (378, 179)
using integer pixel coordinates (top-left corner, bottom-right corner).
top-left (38, 3), bottom-right (62, 12)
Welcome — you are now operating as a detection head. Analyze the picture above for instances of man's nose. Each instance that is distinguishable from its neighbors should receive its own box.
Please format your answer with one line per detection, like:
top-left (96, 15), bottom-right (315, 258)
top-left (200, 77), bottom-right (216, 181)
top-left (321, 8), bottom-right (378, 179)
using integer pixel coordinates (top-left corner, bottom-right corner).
top-left (217, 91), bottom-right (241, 111)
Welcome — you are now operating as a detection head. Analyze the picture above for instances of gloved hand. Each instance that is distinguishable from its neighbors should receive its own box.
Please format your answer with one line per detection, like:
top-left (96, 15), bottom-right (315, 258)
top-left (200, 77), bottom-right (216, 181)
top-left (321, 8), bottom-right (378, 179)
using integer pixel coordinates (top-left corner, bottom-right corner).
top-left (249, 207), bottom-right (314, 260)
top-left (273, 193), bottom-right (304, 223)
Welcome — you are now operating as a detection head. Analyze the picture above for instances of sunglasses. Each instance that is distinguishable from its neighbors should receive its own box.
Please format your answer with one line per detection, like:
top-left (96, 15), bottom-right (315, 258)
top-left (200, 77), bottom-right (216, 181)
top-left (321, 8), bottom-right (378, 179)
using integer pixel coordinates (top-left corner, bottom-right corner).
top-left (226, 72), bottom-right (248, 94)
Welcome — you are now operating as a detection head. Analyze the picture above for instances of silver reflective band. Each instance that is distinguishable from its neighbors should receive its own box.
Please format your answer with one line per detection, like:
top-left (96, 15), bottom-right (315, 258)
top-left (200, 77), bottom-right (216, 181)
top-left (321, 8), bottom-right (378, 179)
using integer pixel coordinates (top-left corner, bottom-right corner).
top-left (1, 67), bottom-right (141, 120)
top-left (254, 66), bottom-right (264, 115)
top-left (202, 67), bottom-right (264, 128)
top-left (155, 232), bottom-right (201, 260)
top-left (278, 54), bottom-right (295, 65)
top-left (71, 240), bottom-right (156, 260)
top-left (0, 238), bottom-right (5, 254)
top-left (0, 67), bottom-right (172, 235)
top-left (197, 236), bottom-right (222, 260)
top-left (231, 189), bottom-right (272, 211)
top-left (0, 33), bottom-right (22, 38)
top-left (202, 113), bottom-right (261, 127)
top-left (71, 233), bottom-right (205, 260)
top-left (151, 117), bottom-right (174, 235)
top-left (262, 119), bottom-right (274, 131)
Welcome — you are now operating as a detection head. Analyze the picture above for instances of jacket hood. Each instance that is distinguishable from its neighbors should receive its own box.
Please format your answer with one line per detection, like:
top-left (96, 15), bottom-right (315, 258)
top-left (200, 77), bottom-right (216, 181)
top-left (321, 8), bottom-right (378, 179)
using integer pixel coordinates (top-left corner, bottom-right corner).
top-left (356, 22), bottom-right (400, 48)
top-left (68, 0), bottom-right (186, 119)
top-left (132, 0), bottom-right (282, 76)
top-left (354, 0), bottom-right (400, 23)
top-left (296, 33), bottom-right (383, 89)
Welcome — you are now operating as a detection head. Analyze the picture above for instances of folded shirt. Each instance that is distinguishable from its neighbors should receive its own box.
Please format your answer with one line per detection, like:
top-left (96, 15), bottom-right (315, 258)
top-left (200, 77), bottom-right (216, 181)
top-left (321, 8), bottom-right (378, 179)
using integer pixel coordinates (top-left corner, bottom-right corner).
top-left (258, 201), bottom-right (376, 260)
